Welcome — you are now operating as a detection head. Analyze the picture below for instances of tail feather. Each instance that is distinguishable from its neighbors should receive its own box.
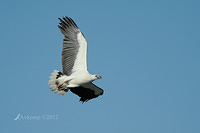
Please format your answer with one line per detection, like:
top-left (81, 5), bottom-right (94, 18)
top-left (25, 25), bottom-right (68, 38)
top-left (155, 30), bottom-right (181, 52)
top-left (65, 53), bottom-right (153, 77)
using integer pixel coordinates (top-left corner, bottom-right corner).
top-left (48, 70), bottom-right (68, 95)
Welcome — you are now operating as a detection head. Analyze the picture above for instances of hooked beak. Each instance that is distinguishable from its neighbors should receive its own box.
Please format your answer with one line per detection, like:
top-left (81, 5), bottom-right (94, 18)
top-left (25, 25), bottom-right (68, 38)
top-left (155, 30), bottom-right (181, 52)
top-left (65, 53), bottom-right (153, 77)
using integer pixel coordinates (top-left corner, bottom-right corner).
top-left (97, 76), bottom-right (102, 79)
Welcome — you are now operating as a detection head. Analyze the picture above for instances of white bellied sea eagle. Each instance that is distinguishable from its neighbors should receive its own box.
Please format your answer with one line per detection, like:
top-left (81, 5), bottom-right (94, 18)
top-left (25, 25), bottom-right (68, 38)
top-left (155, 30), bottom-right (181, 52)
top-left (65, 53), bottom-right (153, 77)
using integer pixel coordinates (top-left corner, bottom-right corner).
top-left (48, 17), bottom-right (104, 103)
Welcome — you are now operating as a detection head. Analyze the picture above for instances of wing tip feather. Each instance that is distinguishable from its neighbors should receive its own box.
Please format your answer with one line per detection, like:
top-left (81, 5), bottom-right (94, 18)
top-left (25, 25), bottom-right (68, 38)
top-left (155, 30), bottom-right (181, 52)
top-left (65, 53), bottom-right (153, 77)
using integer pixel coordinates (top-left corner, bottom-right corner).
top-left (58, 16), bottom-right (78, 29)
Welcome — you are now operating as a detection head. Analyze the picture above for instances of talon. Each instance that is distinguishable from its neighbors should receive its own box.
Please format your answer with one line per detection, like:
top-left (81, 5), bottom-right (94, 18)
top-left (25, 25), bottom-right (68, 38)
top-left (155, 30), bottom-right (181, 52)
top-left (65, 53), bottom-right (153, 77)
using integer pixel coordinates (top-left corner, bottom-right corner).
top-left (58, 87), bottom-right (65, 91)
top-left (64, 88), bottom-right (69, 92)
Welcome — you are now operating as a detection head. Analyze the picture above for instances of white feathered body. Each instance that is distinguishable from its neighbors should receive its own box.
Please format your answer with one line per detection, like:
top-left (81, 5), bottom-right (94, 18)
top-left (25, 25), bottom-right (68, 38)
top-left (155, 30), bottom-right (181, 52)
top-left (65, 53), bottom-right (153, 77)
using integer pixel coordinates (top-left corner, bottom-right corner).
top-left (48, 17), bottom-right (103, 102)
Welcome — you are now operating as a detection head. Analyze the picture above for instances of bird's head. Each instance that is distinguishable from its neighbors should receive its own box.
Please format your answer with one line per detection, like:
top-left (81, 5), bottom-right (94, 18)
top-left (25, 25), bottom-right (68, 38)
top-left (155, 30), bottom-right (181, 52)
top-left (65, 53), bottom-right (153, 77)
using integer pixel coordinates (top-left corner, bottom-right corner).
top-left (92, 74), bottom-right (102, 80)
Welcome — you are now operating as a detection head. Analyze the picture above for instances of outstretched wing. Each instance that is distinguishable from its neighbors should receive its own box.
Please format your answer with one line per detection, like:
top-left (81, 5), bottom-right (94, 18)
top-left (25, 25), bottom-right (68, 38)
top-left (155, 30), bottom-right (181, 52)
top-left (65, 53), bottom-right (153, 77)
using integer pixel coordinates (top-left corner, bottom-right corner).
top-left (58, 17), bottom-right (88, 76)
top-left (69, 83), bottom-right (104, 103)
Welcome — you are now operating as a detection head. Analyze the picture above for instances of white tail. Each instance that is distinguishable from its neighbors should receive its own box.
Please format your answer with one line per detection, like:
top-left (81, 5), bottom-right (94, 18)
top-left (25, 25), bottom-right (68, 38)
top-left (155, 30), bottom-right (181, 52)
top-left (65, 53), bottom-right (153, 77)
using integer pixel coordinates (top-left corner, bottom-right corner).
top-left (48, 70), bottom-right (69, 95)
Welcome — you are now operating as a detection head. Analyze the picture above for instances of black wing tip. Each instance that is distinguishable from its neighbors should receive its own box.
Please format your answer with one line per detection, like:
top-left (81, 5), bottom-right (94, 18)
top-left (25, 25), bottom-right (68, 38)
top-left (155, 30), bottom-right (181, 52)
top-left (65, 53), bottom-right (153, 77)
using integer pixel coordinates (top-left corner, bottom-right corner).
top-left (100, 89), bottom-right (104, 95)
top-left (79, 98), bottom-right (89, 103)
top-left (58, 16), bottom-right (78, 29)
top-left (58, 16), bottom-right (70, 20)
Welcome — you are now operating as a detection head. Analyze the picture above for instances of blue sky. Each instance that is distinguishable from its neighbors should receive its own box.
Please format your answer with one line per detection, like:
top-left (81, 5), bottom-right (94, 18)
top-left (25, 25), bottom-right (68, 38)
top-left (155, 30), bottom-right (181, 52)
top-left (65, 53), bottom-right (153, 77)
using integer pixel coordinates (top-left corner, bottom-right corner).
top-left (1, 0), bottom-right (200, 133)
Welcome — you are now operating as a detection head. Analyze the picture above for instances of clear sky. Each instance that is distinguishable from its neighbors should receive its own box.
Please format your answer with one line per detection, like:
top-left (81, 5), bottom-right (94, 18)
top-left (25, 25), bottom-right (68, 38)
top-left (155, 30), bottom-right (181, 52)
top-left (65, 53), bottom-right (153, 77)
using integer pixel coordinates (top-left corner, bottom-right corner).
top-left (1, 0), bottom-right (200, 133)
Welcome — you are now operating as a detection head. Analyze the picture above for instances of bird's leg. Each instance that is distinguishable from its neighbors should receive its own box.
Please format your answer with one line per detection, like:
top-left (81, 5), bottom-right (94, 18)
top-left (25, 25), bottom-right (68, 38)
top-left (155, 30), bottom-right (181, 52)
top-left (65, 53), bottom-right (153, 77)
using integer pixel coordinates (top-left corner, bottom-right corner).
top-left (57, 82), bottom-right (65, 88)
top-left (57, 79), bottom-right (71, 91)
top-left (57, 82), bottom-right (67, 90)
top-left (57, 77), bottom-right (72, 87)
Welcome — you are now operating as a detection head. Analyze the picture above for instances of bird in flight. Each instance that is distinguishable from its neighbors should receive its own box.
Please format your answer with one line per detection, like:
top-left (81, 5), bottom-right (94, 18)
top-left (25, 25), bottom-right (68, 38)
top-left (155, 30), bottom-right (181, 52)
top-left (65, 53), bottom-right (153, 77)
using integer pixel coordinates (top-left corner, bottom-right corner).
top-left (48, 17), bottom-right (104, 103)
